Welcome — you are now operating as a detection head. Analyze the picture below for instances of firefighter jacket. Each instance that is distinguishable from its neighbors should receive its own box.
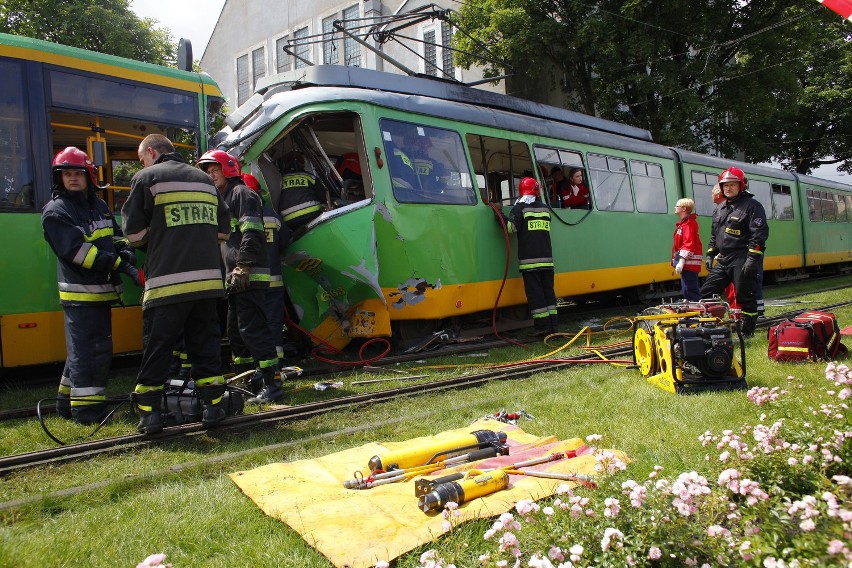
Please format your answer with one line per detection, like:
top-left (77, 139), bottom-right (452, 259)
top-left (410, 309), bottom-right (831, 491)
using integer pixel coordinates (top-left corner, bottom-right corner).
top-left (506, 197), bottom-right (554, 272)
top-left (221, 179), bottom-right (270, 290)
top-left (121, 153), bottom-right (230, 309)
top-left (260, 191), bottom-right (289, 289)
top-left (672, 213), bottom-right (703, 273)
top-left (279, 169), bottom-right (324, 226)
top-left (708, 192), bottom-right (769, 256)
top-left (42, 189), bottom-right (125, 306)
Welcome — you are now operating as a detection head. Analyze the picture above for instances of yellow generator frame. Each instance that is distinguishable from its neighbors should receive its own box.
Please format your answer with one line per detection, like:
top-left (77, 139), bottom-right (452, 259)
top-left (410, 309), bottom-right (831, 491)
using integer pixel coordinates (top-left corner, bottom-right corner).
top-left (633, 305), bottom-right (747, 394)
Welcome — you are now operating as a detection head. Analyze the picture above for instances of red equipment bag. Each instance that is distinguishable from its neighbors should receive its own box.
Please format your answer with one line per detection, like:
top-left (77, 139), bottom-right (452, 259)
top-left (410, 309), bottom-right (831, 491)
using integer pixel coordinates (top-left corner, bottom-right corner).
top-left (768, 311), bottom-right (848, 362)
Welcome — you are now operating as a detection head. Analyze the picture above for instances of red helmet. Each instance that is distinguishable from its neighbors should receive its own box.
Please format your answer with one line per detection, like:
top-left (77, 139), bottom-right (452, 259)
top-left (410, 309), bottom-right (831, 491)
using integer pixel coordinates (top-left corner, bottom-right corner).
top-left (519, 177), bottom-right (540, 197)
top-left (241, 173), bottom-right (261, 193)
top-left (718, 167), bottom-right (747, 191)
top-left (197, 149), bottom-right (241, 178)
top-left (52, 146), bottom-right (98, 187)
top-left (335, 152), bottom-right (362, 180)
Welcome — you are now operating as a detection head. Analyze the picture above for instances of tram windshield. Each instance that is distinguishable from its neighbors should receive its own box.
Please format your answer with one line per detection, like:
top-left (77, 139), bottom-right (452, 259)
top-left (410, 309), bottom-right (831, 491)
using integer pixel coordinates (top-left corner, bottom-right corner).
top-left (380, 119), bottom-right (477, 205)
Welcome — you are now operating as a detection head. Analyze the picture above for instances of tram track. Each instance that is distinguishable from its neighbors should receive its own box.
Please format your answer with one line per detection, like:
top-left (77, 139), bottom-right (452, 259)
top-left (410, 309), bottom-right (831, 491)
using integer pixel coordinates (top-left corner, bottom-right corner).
top-left (2, 298), bottom-right (851, 476)
top-left (0, 346), bottom-right (634, 476)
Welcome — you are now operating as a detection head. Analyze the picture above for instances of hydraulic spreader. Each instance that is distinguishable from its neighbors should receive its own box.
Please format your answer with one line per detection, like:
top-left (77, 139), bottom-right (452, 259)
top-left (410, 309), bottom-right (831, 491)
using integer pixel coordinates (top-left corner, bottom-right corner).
top-left (633, 300), bottom-right (747, 394)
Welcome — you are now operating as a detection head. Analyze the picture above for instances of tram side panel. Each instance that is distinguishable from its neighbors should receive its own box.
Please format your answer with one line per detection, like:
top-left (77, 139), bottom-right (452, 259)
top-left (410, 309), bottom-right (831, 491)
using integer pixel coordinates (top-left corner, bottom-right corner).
top-left (798, 181), bottom-right (852, 270)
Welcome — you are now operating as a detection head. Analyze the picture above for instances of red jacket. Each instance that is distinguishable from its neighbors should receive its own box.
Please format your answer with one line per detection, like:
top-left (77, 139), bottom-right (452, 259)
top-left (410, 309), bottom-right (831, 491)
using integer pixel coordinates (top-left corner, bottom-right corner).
top-left (561, 183), bottom-right (591, 209)
top-left (672, 213), bottom-right (703, 273)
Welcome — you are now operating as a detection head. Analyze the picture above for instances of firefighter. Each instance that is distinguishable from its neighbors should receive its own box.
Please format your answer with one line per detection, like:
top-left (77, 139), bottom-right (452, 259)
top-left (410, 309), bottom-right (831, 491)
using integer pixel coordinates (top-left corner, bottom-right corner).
top-left (700, 167), bottom-right (769, 337)
top-left (495, 177), bottom-right (558, 336)
top-left (122, 134), bottom-right (230, 435)
top-left (198, 151), bottom-right (283, 404)
top-left (41, 147), bottom-right (140, 424)
top-left (242, 172), bottom-right (292, 380)
top-left (278, 150), bottom-right (325, 233)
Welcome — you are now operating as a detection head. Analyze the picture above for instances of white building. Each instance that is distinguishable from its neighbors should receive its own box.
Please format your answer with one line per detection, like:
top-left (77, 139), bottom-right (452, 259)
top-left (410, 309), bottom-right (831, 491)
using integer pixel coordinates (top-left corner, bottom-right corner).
top-left (201, 0), bottom-right (504, 112)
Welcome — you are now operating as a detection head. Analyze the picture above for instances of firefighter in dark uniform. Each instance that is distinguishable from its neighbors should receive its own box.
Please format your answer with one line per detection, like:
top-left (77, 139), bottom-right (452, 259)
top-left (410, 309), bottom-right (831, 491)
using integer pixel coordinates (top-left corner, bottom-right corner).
top-left (198, 151), bottom-right (283, 404)
top-left (496, 177), bottom-right (558, 336)
top-left (278, 151), bottom-right (325, 233)
top-left (122, 134), bottom-right (231, 434)
top-left (42, 147), bottom-right (140, 424)
top-left (242, 173), bottom-right (293, 378)
top-left (700, 167), bottom-right (769, 337)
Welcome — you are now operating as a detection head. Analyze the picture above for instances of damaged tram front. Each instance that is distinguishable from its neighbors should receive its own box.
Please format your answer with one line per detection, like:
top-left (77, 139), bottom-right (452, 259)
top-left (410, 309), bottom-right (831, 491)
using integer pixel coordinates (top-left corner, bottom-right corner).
top-left (215, 66), bottom-right (493, 349)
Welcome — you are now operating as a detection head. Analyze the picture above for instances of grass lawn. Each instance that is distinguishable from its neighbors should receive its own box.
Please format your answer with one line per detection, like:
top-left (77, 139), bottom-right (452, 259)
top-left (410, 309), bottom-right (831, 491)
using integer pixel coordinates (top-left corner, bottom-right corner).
top-left (0, 277), bottom-right (850, 567)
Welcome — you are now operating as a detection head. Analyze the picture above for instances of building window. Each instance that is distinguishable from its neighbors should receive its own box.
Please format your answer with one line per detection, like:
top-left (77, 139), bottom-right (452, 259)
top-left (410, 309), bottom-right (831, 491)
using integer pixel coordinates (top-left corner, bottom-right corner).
top-left (294, 27), bottom-right (310, 69)
top-left (441, 21), bottom-right (454, 78)
top-left (236, 54), bottom-right (250, 106)
top-left (322, 16), bottom-right (338, 65)
top-left (251, 47), bottom-right (266, 89)
top-left (275, 35), bottom-right (291, 73)
top-left (423, 29), bottom-right (438, 76)
top-left (342, 4), bottom-right (361, 67)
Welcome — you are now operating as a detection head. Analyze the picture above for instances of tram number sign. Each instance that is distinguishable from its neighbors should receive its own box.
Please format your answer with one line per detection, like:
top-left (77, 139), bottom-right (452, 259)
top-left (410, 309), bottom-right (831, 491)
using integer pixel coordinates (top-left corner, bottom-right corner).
top-left (295, 258), bottom-right (323, 272)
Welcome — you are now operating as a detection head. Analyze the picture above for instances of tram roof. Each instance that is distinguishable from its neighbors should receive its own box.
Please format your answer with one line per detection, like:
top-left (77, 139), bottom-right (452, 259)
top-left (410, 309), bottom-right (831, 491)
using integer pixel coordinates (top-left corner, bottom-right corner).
top-left (220, 65), bottom-right (670, 158)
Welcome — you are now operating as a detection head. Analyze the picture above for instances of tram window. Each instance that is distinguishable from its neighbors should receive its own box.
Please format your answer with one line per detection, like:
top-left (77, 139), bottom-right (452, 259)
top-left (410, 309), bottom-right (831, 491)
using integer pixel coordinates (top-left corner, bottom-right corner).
top-left (467, 133), bottom-right (533, 205)
top-left (381, 120), bottom-right (476, 205)
top-left (588, 153), bottom-right (632, 212)
top-left (691, 171), bottom-right (715, 216)
top-left (771, 184), bottom-right (794, 220)
top-left (631, 159), bottom-right (667, 213)
top-left (821, 191), bottom-right (836, 222)
top-left (50, 70), bottom-right (198, 128)
top-left (836, 193), bottom-right (847, 223)
top-left (807, 189), bottom-right (821, 221)
top-left (749, 180), bottom-right (772, 219)
top-left (0, 60), bottom-right (34, 211)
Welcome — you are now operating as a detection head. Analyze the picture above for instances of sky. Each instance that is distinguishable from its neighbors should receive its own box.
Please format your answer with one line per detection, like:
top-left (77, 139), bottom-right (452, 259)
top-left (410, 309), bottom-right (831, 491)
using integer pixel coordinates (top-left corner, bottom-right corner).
top-left (130, 0), bottom-right (226, 58)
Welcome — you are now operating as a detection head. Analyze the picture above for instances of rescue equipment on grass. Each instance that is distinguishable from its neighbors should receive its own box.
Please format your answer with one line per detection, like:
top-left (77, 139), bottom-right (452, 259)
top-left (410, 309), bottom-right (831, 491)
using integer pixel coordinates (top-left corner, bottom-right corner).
top-left (162, 378), bottom-right (245, 426)
top-left (633, 300), bottom-right (747, 394)
top-left (367, 429), bottom-right (508, 473)
top-left (418, 469), bottom-right (509, 512)
top-left (768, 310), bottom-right (848, 362)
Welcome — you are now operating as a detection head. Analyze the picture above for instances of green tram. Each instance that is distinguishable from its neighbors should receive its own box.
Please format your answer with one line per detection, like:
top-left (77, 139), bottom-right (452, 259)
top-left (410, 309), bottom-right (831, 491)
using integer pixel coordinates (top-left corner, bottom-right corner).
top-left (215, 65), bottom-right (852, 350)
top-left (0, 32), bottom-right (224, 369)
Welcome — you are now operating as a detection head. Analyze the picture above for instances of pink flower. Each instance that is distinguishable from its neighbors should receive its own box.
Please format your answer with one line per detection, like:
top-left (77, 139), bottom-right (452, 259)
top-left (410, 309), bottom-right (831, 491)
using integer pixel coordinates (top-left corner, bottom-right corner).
top-left (136, 553), bottom-right (171, 568)
top-left (375, 562), bottom-right (390, 568)
top-left (828, 539), bottom-right (847, 555)
top-left (648, 547), bottom-right (662, 560)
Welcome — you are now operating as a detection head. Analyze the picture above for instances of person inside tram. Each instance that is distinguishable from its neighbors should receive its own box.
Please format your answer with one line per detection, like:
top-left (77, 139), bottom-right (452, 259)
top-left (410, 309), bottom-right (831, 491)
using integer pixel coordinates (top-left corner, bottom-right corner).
top-left (384, 122), bottom-right (449, 200)
top-left (334, 152), bottom-right (365, 204)
top-left (562, 167), bottom-right (591, 209)
top-left (549, 166), bottom-right (569, 208)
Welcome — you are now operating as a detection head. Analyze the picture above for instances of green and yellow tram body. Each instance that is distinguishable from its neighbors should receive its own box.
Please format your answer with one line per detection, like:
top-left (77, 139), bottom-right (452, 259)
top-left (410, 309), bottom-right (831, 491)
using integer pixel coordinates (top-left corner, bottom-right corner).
top-left (0, 32), bottom-right (223, 369)
top-left (218, 66), bottom-right (852, 349)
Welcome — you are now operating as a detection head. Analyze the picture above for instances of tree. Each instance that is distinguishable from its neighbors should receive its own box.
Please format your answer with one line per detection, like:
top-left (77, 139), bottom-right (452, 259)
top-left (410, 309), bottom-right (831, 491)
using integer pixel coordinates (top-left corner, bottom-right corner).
top-left (452, 0), bottom-right (852, 174)
top-left (0, 0), bottom-right (175, 66)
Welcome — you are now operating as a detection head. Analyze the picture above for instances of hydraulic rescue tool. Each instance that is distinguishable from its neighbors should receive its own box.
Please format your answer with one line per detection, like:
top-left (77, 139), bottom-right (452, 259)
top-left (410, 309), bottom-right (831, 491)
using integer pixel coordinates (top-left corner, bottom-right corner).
top-left (367, 429), bottom-right (508, 473)
top-left (633, 301), bottom-right (747, 394)
top-left (418, 469), bottom-right (510, 513)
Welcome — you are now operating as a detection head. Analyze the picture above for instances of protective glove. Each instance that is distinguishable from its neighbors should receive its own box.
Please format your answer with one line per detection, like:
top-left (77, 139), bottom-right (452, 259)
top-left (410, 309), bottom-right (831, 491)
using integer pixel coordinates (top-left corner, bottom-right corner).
top-left (227, 263), bottom-right (251, 293)
top-left (119, 261), bottom-right (141, 286)
top-left (742, 252), bottom-right (761, 279)
top-left (704, 247), bottom-right (717, 271)
top-left (675, 258), bottom-right (685, 274)
top-left (118, 248), bottom-right (137, 267)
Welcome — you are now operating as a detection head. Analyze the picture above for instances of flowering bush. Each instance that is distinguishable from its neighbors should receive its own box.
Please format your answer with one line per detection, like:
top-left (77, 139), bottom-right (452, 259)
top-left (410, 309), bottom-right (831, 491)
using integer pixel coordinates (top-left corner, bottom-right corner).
top-left (407, 362), bottom-right (851, 568)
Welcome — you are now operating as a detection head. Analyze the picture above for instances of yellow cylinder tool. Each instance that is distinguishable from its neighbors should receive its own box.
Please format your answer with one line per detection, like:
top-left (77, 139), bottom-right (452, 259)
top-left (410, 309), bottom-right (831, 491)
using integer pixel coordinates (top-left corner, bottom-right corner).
top-left (418, 469), bottom-right (510, 513)
top-left (367, 429), bottom-right (507, 473)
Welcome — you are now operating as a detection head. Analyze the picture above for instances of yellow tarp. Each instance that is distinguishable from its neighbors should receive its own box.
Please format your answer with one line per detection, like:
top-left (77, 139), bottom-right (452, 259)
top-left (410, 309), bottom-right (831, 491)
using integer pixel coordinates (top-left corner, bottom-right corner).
top-left (230, 418), bottom-right (617, 568)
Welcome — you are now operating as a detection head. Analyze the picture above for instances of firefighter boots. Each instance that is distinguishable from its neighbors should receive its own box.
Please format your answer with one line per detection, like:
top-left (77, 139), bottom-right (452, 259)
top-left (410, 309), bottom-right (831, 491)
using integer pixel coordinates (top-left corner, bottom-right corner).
top-left (741, 314), bottom-right (758, 338)
top-left (247, 368), bottom-right (283, 404)
top-left (201, 403), bottom-right (226, 428)
top-left (137, 411), bottom-right (163, 435)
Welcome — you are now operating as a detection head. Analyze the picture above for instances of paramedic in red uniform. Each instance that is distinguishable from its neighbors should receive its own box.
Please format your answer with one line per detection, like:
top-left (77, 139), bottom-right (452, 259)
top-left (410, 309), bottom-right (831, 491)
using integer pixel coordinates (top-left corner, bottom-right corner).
top-left (671, 198), bottom-right (703, 301)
